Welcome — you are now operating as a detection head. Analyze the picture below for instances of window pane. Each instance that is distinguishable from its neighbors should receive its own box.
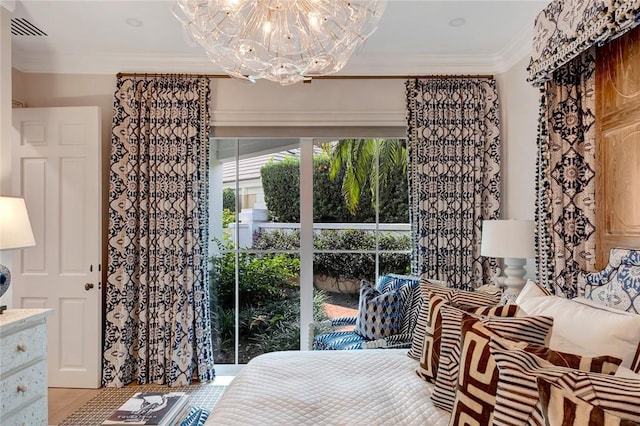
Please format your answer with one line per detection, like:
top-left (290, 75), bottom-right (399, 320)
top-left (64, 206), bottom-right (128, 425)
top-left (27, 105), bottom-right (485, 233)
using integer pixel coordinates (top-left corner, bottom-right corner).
top-left (238, 252), bottom-right (300, 363)
top-left (211, 138), bottom-right (303, 364)
top-left (312, 139), bottom-right (410, 327)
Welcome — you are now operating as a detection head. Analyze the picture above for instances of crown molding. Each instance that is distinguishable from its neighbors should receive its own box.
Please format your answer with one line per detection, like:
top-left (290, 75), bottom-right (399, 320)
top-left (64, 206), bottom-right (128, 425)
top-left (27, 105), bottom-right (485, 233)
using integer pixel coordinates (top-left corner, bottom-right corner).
top-left (492, 24), bottom-right (534, 73)
top-left (1, 0), bottom-right (15, 12)
top-left (12, 34), bottom-right (534, 77)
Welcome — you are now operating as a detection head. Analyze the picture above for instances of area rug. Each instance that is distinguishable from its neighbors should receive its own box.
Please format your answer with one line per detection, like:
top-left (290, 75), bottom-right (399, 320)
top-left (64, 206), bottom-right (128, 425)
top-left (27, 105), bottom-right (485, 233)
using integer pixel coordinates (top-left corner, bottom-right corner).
top-left (59, 383), bottom-right (226, 426)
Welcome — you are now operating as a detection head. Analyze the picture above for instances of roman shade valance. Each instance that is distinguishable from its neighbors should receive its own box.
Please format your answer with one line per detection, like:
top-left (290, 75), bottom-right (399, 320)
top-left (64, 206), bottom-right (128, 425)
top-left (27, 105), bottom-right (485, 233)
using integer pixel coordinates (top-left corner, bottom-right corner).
top-left (528, 0), bottom-right (640, 85)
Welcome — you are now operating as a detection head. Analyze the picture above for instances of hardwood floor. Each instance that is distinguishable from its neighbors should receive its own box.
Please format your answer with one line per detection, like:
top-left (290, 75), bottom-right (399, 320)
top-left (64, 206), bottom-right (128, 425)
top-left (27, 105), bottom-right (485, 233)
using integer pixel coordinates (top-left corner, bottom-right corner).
top-left (48, 387), bottom-right (102, 426)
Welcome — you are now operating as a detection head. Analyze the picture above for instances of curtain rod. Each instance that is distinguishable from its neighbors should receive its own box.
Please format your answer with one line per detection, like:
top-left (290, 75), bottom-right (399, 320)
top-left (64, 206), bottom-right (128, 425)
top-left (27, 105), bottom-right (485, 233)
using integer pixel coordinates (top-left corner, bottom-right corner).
top-left (115, 72), bottom-right (494, 80)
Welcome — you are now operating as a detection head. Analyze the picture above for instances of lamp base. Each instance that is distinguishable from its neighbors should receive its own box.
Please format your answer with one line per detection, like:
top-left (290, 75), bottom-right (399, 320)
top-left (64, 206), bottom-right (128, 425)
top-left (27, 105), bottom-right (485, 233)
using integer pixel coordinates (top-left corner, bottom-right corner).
top-left (501, 257), bottom-right (527, 304)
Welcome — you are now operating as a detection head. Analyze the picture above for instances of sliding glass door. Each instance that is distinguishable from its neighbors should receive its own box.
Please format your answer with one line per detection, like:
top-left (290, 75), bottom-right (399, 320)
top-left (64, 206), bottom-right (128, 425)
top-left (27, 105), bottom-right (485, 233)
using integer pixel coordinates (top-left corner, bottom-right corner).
top-left (209, 137), bottom-right (409, 372)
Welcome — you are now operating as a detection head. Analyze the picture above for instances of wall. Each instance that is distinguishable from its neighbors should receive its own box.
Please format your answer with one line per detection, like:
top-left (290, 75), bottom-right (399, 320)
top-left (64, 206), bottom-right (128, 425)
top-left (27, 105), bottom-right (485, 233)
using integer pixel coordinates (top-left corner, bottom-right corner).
top-left (0, 6), bottom-right (12, 307)
top-left (9, 63), bottom-right (540, 282)
top-left (495, 55), bottom-right (541, 278)
top-left (495, 55), bottom-right (540, 220)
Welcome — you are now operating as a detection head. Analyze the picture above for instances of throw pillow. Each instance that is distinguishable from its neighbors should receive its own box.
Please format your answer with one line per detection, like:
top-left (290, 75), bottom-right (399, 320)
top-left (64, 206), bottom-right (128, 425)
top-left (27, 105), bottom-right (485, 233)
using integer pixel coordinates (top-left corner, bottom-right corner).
top-left (537, 377), bottom-right (640, 426)
top-left (489, 338), bottom-right (624, 426)
top-left (408, 280), bottom-right (503, 361)
top-left (407, 278), bottom-right (451, 360)
top-left (448, 314), bottom-right (554, 426)
top-left (552, 368), bottom-right (640, 423)
top-left (354, 280), bottom-right (402, 340)
top-left (416, 291), bottom-right (509, 383)
top-left (429, 303), bottom-right (519, 411)
top-left (516, 281), bottom-right (640, 372)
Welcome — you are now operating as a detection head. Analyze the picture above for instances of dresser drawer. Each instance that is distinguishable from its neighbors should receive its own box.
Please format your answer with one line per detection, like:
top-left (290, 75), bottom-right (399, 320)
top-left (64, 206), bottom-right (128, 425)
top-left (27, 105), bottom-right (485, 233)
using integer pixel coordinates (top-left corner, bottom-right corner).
top-left (1, 395), bottom-right (47, 426)
top-left (0, 397), bottom-right (49, 426)
top-left (0, 360), bottom-right (47, 417)
top-left (0, 323), bottom-right (46, 375)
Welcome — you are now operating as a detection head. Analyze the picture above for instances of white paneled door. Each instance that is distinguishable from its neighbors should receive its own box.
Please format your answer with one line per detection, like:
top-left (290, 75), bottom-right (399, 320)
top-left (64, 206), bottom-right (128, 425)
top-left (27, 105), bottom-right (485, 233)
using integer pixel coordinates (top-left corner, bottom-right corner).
top-left (11, 107), bottom-right (101, 388)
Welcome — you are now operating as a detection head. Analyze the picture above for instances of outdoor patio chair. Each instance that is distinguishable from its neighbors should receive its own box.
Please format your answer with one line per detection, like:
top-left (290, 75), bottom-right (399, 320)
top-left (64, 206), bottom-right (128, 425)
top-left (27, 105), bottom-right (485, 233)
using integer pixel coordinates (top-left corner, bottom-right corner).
top-left (310, 274), bottom-right (421, 350)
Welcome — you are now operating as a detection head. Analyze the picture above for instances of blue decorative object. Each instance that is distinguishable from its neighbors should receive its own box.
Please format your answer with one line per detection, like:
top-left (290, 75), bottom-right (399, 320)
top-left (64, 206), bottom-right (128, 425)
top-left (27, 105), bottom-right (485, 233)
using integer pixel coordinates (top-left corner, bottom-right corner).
top-left (0, 264), bottom-right (9, 314)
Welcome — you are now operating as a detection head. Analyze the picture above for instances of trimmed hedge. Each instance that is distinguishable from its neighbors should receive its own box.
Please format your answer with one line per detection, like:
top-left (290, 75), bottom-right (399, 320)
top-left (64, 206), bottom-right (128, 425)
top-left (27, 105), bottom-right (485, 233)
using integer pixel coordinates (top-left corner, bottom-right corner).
top-left (253, 228), bottom-right (411, 281)
top-left (260, 155), bottom-right (408, 223)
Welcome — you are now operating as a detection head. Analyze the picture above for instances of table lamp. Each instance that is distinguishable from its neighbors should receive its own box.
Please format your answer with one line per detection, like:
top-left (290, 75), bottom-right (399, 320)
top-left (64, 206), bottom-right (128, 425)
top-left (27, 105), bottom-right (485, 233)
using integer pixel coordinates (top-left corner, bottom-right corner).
top-left (480, 219), bottom-right (535, 302)
top-left (0, 196), bottom-right (36, 314)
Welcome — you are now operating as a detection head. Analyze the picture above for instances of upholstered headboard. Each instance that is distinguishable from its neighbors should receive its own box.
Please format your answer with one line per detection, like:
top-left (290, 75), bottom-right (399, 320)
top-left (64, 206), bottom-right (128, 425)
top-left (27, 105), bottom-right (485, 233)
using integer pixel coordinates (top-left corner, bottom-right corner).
top-left (578, 248), bottom-right (640, 314)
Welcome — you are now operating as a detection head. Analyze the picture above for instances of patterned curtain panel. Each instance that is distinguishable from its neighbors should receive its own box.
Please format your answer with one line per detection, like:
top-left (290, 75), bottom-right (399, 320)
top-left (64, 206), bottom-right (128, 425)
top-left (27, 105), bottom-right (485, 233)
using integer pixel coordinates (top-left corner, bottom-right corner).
top-left (529, 0), bottom-right (640, 85)
top-left (104, 76), bottom-right (215, 387)
top-left (405, 78), bottom-right (501, 289)
top-left (535, 49), bottom-right (597, 297)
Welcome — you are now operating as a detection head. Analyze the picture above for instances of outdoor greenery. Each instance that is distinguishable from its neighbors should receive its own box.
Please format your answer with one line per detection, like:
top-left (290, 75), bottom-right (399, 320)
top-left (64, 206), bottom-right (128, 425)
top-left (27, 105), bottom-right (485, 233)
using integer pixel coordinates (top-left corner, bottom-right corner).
top-left (326, 138), bottom-right (407, 215)
top-left (253, 228), bottom-right (411, 280)
top-left (212, 139), bottom-right (410, 363)
top-left (209, 239), bottom-right (331, 364)
top-left (223, 187), bottom-right (236, 211)
top-left (260, 153), bottom-right (408, 223)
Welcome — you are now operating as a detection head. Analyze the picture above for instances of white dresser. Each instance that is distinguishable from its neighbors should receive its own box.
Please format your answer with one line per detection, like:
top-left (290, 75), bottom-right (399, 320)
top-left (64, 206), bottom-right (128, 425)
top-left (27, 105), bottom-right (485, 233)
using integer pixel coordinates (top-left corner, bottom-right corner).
top-left (0, 309), bottom-right (52, 426)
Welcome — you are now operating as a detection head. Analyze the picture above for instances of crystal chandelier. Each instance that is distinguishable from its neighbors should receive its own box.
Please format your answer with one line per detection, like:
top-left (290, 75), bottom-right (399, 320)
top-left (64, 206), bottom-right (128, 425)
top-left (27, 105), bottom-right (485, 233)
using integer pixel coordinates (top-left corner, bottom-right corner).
top-left (173, 0), bottom-right (387, 85)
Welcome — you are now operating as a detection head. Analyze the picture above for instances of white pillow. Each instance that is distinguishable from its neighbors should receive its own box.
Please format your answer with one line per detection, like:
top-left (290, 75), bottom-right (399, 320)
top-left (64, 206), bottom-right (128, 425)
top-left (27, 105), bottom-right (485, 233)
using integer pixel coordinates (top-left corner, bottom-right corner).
top-left (615, 365), bottom-right (640, 379)
top-left (517, 281), bottom-right (640, 371)
top-left (516, 279), bottom-right (548, 302)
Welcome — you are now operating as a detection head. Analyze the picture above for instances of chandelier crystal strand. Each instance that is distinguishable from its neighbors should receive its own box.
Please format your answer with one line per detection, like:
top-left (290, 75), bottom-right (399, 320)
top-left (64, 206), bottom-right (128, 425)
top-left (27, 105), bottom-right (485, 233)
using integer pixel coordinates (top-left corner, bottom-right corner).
top-left (173, 0), bottom-right (387, 85)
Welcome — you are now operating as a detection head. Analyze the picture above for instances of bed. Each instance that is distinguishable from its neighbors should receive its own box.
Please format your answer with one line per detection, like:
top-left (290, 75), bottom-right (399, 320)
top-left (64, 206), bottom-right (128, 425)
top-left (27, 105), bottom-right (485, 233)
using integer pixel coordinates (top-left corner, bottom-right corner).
top-left (206, 349), bottom-right (449, 425)
top-left (205, 248), bottom-right (640, 426)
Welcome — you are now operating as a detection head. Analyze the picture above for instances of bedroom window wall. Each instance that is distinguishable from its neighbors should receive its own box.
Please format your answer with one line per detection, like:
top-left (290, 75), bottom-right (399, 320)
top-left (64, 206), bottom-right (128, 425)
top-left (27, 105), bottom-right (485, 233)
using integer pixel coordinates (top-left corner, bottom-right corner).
top-left (209, 137), bottom-right (410, 370)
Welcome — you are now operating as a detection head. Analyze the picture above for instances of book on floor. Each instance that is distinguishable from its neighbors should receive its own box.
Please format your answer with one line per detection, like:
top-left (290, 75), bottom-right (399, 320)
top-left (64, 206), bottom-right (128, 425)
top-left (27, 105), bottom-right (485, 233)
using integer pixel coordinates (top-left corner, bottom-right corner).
top-left (101, 391), bottom-right (189, 426)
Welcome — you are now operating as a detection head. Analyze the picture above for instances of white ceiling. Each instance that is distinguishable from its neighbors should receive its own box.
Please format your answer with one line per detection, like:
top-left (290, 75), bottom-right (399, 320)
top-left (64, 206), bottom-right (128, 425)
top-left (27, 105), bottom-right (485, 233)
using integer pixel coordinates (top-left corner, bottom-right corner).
top-left (9, 0), bottom-right (549, 76)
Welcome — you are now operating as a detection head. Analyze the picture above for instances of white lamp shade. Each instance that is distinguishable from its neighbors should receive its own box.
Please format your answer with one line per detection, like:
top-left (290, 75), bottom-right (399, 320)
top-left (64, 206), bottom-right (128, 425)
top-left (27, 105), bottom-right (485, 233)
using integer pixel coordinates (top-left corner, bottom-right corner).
top-left (0, 196), bottom-right (36, 250)
top-left (481, 219), bottom-right (535, 259)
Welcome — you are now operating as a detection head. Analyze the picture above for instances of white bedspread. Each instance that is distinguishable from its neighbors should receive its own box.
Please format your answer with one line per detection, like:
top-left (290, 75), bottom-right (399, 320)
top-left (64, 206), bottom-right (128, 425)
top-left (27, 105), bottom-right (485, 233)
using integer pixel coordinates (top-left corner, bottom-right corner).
top-left (206, 349), bottom-right (450, 425)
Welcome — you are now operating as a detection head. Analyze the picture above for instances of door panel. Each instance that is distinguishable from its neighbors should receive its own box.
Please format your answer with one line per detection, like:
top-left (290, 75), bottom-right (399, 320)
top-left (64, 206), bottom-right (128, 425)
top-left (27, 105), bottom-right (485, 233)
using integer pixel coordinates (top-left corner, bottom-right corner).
top-left (596, 25), bottom-right (640, 267)
top-left (12, 106), bottom-right (101, 388)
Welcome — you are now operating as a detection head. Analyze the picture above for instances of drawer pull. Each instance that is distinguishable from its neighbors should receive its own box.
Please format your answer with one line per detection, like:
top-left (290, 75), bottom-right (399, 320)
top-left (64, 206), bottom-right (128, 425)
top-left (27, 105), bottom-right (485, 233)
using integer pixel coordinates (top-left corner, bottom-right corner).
top-left (17, 344), bottom-right (27, 352)
top-left (16, 385), bottom-right (27, 393)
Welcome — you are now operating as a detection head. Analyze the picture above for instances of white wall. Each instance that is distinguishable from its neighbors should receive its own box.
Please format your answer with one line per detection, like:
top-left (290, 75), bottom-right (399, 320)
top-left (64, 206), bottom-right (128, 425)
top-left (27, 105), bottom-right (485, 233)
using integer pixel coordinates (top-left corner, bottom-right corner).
top-left (9, 61), bottom-right (541, 283)
top-left (0, 6), bottom-right (12, 307)
top-left (495, 55), bottom-right (540, 220)
top-left (495, 55), bottom-right (541, 278)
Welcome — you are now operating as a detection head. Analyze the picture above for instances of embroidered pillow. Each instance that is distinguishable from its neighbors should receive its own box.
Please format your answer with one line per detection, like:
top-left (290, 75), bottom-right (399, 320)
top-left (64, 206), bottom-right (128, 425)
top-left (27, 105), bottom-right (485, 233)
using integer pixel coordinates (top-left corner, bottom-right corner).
top-left (489, 338), bottom-right (624, 426)
top-left (354, 280), bottom-right (402, 340)
top-left (537, 378), bottom-right (640, 426)
top-left (416, 291), bottom-right (508, 383)
top-left (430, 303), bottom-right (519, 411)
top-left (448, 314), bottom-right (554, 426)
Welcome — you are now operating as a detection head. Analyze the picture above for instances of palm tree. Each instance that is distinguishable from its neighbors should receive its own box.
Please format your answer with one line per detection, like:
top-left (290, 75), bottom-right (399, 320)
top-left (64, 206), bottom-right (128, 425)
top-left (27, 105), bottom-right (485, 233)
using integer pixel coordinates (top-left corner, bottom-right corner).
top-left (326, 138), bottom-right (407, 215)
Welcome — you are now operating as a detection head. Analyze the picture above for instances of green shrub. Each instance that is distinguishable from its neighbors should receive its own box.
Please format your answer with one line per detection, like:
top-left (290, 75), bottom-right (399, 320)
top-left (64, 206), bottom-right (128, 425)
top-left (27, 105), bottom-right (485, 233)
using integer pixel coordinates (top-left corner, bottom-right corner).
top-left (260, 157), bottom-right (300, 222)
top-left (252, 228), bottom-right (411, 280)
top-left (260, 155), bottom-right (409, 223)
top-left (223, 188), bottom-right (236, 211)
top-left (222, 208), bottom-right (235, 229)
